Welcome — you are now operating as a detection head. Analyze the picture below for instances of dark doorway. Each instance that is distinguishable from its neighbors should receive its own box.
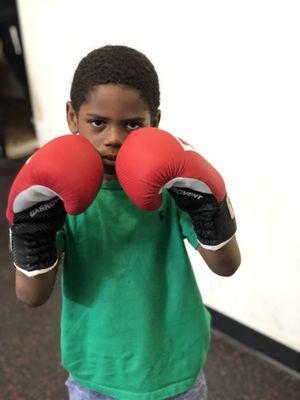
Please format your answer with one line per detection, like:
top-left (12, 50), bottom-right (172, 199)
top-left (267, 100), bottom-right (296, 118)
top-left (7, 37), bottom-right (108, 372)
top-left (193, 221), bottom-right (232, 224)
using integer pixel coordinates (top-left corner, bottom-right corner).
top-left (0, 0), bottom-right (37, 159)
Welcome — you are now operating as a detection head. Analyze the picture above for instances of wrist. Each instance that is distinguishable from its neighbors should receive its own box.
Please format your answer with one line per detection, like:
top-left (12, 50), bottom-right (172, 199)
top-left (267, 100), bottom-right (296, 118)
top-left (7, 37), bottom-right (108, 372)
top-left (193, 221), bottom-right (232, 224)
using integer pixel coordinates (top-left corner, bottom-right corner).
top-left (198, 235), bottom-right (241, 276)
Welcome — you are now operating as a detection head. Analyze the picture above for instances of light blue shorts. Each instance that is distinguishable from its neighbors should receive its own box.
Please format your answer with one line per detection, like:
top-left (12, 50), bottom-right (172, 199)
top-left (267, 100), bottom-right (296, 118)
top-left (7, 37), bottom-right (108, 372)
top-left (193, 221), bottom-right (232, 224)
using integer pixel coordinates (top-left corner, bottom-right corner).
top-left (66, 370), bottom-right (208, 400)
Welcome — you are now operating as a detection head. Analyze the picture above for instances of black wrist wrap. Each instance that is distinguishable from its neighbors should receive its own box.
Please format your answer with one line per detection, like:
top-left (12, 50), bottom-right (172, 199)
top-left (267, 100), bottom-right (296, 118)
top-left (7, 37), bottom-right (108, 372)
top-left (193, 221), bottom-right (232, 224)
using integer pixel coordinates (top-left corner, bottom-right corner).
top-left (189, 196), bottom-right (237, 248)
top-left (168, 186), bottom-right (237, 249)
top-left (10, 197), bottom-right (66, 273)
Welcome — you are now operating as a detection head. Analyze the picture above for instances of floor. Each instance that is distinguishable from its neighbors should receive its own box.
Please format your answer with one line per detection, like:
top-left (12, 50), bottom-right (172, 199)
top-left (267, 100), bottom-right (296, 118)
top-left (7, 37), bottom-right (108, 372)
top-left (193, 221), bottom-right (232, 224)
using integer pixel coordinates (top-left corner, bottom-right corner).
top-left (1, 160), bottom-right (300, 400)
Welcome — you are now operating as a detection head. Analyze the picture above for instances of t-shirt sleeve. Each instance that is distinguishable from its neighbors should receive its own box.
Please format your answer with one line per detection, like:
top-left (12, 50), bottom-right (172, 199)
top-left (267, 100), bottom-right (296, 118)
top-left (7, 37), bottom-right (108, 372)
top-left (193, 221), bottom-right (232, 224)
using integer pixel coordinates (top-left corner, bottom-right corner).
top-left (56, 227), bottom-right (66, 252)
top-left (177, 208), bottom-right (199, 249)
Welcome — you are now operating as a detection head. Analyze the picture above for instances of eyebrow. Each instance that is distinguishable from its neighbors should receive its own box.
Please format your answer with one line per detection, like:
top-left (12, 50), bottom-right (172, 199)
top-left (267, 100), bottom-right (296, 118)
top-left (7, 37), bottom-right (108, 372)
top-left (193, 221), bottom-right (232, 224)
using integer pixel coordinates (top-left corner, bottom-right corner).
top-left (86, 113), bottom-right (146, 122)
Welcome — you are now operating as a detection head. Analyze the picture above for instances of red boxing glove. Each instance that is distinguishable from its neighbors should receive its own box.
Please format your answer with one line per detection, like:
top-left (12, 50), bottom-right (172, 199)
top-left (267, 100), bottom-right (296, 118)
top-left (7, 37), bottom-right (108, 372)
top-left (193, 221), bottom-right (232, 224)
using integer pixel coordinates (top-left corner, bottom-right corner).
top-left (7, 134), bottom-right (103, 276)
top-left (116, 127), bottom-right (236, 250)
top-left (7, 134), bottom-right (103, 223)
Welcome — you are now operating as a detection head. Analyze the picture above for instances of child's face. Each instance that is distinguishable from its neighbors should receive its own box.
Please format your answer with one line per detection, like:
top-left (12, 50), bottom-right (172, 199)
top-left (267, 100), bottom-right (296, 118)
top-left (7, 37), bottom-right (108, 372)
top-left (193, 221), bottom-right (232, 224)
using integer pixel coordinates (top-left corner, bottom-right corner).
top-left (67, 84), bottom-right (160, 180)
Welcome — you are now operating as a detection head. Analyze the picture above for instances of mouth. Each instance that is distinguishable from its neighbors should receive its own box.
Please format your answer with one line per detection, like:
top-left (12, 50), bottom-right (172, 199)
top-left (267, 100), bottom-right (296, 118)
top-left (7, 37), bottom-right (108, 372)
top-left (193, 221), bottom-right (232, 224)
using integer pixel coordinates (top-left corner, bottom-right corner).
top-left (103, 154), bottom-right (117, 161)
top-left (102, 154), bottom-right (117, 166)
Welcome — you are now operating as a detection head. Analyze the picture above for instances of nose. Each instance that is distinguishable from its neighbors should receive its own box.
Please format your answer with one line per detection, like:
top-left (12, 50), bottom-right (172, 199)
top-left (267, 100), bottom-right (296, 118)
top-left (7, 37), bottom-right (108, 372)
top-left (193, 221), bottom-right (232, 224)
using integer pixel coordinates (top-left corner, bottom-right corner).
top-left (104, 126), bottom-right (126, 148)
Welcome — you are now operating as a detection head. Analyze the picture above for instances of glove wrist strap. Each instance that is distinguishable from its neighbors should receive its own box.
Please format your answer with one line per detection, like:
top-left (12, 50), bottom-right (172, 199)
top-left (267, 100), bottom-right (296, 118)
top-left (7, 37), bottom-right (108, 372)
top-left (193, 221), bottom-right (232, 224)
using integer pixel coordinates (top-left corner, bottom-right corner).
top-left (190, 195), bottom-right (237, 251)
top-left (14, 258), bottom-right (59, 277)
top-left (10, 228), bottom-right (59, 275)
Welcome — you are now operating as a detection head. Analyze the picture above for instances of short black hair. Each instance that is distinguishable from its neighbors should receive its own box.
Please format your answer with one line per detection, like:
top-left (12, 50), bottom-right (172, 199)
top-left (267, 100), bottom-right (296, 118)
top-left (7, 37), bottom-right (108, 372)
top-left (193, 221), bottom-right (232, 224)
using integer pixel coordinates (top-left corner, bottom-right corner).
top-left (70, 45), bottom-right (160, 117)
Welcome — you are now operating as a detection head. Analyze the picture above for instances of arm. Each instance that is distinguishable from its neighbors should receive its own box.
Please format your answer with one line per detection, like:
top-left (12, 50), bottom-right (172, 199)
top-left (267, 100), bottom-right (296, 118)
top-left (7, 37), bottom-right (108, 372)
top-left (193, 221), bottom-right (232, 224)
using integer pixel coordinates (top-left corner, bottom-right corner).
top-left (6, 135), bottom-right (103, 304)
top-left (197, 235), bottom-right (241, 276)
top-left (15, 252), bottom-right (64, 307)
top-left (115, 128), bottom-right (239, 273)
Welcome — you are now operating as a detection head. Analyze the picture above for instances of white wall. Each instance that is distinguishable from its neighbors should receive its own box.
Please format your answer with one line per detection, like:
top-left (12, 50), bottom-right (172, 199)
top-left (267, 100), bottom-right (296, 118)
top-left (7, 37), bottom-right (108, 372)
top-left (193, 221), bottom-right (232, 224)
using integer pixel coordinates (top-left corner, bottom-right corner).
top-left (17, 0), bottom-right (300, 351)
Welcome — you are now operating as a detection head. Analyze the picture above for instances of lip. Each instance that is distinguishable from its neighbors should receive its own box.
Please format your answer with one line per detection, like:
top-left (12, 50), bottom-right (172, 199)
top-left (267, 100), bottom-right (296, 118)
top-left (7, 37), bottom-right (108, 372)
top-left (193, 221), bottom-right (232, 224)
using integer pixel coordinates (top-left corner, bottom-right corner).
top-left (102, 154), bottom-right (117, 161)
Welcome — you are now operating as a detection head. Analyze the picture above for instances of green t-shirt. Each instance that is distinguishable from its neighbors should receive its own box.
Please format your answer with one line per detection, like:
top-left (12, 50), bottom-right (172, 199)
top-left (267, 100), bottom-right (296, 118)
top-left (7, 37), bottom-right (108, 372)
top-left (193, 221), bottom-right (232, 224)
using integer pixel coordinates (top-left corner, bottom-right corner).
top-left (56, 180), bottom-right (211, 400)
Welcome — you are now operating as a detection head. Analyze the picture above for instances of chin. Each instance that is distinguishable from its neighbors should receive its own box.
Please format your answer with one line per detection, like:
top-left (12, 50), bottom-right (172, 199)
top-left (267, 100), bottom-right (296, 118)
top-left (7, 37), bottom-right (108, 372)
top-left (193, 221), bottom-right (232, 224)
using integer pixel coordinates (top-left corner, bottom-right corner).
top-left (104, 166), bottom-right (117, 179)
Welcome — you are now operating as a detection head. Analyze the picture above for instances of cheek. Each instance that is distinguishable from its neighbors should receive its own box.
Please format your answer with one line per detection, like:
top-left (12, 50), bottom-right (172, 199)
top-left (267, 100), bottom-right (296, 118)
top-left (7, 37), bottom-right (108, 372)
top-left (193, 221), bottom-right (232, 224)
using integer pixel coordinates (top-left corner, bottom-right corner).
top-left (77, 126), bottom-right (103, 150)
top-left (84, 135), bottom-right (103, 151)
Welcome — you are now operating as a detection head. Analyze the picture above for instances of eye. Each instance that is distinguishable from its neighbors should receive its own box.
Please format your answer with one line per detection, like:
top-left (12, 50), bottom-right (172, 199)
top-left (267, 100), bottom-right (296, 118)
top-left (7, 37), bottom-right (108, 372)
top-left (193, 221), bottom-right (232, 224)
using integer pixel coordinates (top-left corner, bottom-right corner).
top-left (126, 122), bottom-right (142, 131)
top-left (91, 120), bottom-right (105, 128)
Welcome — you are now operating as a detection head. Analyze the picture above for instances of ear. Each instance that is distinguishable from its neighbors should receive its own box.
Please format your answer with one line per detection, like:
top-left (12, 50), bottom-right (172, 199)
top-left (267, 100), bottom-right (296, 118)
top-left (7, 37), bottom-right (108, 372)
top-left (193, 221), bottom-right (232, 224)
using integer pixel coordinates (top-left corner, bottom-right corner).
top-left (151, 109), bottom-right (161, 128)
top-left (66, 101), bottom-right (79, 134)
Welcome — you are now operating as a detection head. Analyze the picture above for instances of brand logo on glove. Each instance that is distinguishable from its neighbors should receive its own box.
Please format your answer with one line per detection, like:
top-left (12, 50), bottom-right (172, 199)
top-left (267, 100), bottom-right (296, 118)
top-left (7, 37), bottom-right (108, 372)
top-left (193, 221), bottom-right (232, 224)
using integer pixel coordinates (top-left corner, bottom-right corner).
top-left (170, 187), bottom-right (203, 200)
top-left (29, 197), bottom-right (60, 218)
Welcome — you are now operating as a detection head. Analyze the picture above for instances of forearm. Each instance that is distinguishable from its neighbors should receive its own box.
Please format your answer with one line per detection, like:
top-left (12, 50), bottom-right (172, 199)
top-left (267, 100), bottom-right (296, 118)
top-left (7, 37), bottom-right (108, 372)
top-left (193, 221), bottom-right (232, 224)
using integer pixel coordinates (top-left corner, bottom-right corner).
top-left (197, 236), bottom-right (241, 276)
top-left (15, 264), bottom-right (59, 307)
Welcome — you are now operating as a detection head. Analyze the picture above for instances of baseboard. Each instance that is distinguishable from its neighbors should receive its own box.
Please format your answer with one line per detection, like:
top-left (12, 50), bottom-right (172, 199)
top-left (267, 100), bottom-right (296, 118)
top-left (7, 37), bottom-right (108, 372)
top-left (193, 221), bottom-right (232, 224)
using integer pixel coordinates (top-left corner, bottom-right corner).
top-left (207, 307), bottom-right (299, 373)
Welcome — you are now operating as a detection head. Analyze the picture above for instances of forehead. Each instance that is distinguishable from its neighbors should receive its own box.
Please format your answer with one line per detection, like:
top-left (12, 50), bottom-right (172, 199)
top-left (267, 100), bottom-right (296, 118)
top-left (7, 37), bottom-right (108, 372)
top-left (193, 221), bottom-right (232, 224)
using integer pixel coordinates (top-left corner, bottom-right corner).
top-left (81, 84), bottom-right (150, 118)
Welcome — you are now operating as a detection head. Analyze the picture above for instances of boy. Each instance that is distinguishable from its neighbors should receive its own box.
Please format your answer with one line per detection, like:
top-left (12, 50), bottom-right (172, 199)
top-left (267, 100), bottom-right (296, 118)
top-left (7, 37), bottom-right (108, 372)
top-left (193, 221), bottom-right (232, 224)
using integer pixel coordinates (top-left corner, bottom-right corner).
top-left (10, 45), bottom-right (241, 399)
